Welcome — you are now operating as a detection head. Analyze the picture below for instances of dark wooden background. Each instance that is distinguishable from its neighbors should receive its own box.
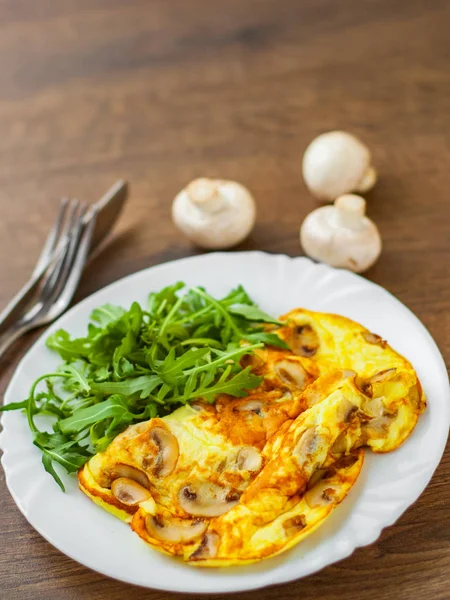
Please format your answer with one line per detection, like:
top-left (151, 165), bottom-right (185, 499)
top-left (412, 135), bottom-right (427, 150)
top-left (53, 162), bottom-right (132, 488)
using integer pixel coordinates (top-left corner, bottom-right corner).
top-left (0, 1), bottom-right (449, 599)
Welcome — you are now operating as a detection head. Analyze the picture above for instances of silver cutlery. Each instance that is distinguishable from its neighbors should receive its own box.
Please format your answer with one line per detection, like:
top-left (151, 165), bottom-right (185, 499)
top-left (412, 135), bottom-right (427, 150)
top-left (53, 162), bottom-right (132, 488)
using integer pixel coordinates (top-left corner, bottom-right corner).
top-left (0, 180), bottom-right (128, 360)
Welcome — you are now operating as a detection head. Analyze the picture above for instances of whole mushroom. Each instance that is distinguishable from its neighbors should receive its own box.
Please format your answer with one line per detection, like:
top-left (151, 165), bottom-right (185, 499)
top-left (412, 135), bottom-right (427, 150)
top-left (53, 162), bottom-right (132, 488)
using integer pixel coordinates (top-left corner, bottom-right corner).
top-left (172, 178), bottom-right (256, 249)
top-left (302, 131), bottom-right (377, 201)
top-left (300, 194), bottom-right (382, 273)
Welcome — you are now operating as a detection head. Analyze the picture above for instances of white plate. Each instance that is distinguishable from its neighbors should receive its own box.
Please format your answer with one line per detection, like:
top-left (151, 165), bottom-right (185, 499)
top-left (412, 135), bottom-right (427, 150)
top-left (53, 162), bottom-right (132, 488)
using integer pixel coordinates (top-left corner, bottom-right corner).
top-left (1, 252), bottom-right (449, 594)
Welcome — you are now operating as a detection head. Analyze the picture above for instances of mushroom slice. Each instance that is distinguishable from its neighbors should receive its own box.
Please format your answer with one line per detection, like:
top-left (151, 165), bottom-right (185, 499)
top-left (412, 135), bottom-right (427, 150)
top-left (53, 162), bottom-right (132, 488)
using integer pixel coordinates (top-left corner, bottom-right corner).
top-left (145, 515), bottom-right (207, 543)
top-left (304, 481), bottom-right (339, 508)
top-left (363, 414), bottom-right (395, 438)
top-left (236, 446), bottom-right (262, 472)
top-left (288, 324), bottom-right (319, 357)
top-left (355, 375), bottom-right (373, 397)
top-left (179, 481), bottom-right (240, 517)
top-left (144, 426), bottom-right (179, 477)
top-left (107, 464), bottom-right (149, 489)
top-left (275, 359), bottom-right (307, 390)
top-left (362, 331), bottom-right (386, 346)
top-left (369, 368), bottom-right (397, 384)
top-left (111, 477), bottom-right (151, 505)
top-left (362, 396), bottom-right (385, 418)
top-left (235, 399), bottom-right (264, 416)
top-left (293, 427), bottom-right (320, 460)
top-left (189, 532), bottom-right (220, 560)
top-left (337, 398), bottom-right (358, 423)
top-left (283, 514), bottom-right (307, 536)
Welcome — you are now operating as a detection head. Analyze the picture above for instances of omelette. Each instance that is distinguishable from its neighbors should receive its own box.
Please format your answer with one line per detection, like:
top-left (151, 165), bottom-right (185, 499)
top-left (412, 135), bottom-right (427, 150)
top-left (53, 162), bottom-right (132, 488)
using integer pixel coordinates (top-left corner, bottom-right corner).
top-left (79, 308), bottom-right (425, 566)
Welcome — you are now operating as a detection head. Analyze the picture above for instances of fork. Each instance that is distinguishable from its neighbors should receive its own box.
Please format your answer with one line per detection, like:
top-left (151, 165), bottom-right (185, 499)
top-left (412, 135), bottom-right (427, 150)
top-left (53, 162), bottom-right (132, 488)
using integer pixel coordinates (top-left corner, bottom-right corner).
top-left (0, 180), bottom-right (127, 338)
top-left (0, 200), bottom-right (98, 360)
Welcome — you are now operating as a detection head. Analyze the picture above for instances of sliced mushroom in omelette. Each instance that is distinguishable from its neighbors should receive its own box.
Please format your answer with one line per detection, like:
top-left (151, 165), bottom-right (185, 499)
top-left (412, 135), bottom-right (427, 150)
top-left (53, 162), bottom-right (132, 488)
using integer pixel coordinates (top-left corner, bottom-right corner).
top-left (78, 308), bottom-right (425, 566)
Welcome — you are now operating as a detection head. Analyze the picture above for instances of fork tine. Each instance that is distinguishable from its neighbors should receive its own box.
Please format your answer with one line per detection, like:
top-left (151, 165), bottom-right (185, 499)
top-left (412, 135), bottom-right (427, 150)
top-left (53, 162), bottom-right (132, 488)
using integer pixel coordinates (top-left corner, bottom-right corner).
top-left (32, 197), bottom-right (70, 278)
top-left (54, 201), bottom-right (88, 296)
top-left (38, 198), bottom-right (82, 302)
top-left (47, 206), bottom-right (98, 317)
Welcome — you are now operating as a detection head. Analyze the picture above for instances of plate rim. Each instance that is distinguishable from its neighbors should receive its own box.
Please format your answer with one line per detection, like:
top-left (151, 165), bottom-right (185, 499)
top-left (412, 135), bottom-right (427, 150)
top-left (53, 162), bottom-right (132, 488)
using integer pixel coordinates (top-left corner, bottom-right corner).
top-left (1, 250), bottom-right (449, 593)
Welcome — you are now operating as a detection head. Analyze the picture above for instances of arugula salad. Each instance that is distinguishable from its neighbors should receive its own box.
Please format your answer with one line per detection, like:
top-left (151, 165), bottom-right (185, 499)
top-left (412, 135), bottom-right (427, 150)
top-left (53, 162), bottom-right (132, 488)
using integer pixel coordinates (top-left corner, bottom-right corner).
top-left (1, 283), bottom-right (288, 490)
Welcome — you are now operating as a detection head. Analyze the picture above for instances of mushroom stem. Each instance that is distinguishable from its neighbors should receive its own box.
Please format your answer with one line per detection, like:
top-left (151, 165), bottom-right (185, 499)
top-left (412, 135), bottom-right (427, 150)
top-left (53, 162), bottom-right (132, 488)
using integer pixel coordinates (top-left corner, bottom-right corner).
top-left (186, 178), bottom-right (226, 214)
top-left (334, 194), bottom-right (367, 229)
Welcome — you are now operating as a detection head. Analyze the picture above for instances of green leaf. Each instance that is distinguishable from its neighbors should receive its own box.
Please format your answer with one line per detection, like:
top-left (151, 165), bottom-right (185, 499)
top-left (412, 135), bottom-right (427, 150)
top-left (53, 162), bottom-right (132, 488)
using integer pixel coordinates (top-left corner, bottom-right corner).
top-left (42, 453), bottom-right (66, 492)
top-left (196, 367), bottom-right (262, 402)
top-left (0, 399), bottom-right (28, 412)
top-left (59, 395), bottom-right (134, 434)
top-left (60, 363), bottom-right (91, 394)
top-left (93, 366), bottom-right (111, 382)
top-left (243, 332), bottom-right (289, 349)
top-left (46, 329), bottom-right (90, 361)
top-left (91, 375), bottom-right (162, 398)
top-left (157, 347), bottom-right (210, 383)
top-left (91, 304), bottom-right (126, 328)
top-left (220, 284), bottom-right (254, 306)
top-left (228, 303), bottom-right (283, 325)
top-left (148, 282), bottom-right (185, 316)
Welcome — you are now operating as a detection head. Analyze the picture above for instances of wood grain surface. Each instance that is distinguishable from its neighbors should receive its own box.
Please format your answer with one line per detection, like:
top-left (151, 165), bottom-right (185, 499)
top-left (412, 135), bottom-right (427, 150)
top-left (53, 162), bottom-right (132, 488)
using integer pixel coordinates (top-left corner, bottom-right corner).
top-left (0, 1), bottom-right (449, 598)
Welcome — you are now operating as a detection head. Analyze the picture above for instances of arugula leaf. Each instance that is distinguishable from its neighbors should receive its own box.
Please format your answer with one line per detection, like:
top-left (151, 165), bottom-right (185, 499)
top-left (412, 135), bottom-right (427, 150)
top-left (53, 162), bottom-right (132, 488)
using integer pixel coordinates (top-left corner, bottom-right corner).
top-left (191, 366), bottom-right (263, 403)
top-left (243, 331), bottom-right (289, 349)
top-left (156, 347), bottom-right (210, 384)
top-left (46, 330), bottom-right (90, 361)
top-left (228, 303), bottom-right (283, 325)
top-left (91, 304), bottom-right (126, 328)
top-left (42, 453), bottom-right (66, 492)
top-left (59, 395), bottom-right (135, 434)
top-left (0, 399), bottom-right (28, 412)
top-left (91, 374), bottom-right (162, 398)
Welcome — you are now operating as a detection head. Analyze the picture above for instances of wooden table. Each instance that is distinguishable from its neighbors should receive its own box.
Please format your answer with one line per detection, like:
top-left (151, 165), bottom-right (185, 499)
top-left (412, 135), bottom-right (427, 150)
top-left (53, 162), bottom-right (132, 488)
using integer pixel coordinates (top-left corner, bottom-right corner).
top-left (0, 1), bottom-right (449, 598)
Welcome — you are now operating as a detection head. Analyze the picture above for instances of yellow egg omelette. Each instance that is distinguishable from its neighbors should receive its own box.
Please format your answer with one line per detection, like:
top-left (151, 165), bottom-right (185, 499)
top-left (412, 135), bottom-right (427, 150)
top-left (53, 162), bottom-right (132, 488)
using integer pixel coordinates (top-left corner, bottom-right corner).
top-left (78, 308), bottom-right (425, 566)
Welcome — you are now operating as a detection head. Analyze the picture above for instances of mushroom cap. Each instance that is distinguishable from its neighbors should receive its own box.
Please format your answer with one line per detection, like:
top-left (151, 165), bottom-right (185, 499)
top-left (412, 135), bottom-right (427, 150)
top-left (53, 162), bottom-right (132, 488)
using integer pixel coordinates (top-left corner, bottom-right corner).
top-left (145, 425), bottom-right (179, 477)
top-left (145, 514), bottom-right (207, 544)
top-left (111, 477), bottom-right (152, 505)
top-left (178, 481), bottom-right (240, 517)
top-left (302, 131), bottom-right (373, 201)
top-left (172, 178), bottom-right (256, 249)
top-left (299, 194), bottom-right (382, 273)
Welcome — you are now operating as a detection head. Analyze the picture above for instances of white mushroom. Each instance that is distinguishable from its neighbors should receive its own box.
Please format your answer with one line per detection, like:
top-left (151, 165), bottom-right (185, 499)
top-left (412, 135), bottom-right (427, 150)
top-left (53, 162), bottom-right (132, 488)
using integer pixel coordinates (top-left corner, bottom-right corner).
top-left (275, 359), bottom-right (307, 389)
top-left (235, 399), bottom-right (264, 415)
top-left (293, 427), bottom-right (320, 460)
top-left (302, 131), bottom-right (377, 201)
top-left (304, 480), bottom-right (339, 508)
top-left (145, 515), bottom-right (207, 543)
top-left (142, 426), bottom-right (179, 477)
top-left (282, 514), bottom-right (307, 536)
top-left (189, 532), bottom-right (220, 560)
top-left (369, 368), bottom-right (397, 384)
top-left (236, 446), bottom-right (262, 472)
top-left (336, 398), bottom-right (358, 423)
top-left (178, 481), bottom-right (240, 517)
top-left (285, 324), bottom-right (319, 357)
top-left (300, 194), bottom-right (382, 273)
top-left (172, 178), bottom-right (256, 249)
top-left (111, 477), bottom-right (151, 505)
top-left (106, 464), bottom-right (149, 489)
